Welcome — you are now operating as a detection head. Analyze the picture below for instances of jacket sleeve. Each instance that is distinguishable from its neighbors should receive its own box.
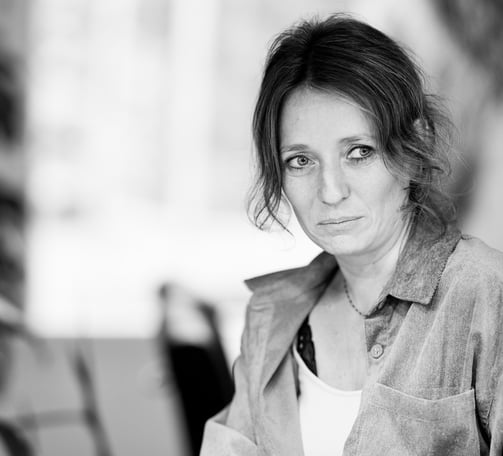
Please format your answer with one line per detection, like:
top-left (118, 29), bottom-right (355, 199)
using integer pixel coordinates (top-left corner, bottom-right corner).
top-left (475, 269), bottom-right (503, 455)
top-left (486, 291), bottom-right (503, 456)
top-left (487, 365), bottom-right (503, 456)
top-left (200, 306), bottom-right (258, 456)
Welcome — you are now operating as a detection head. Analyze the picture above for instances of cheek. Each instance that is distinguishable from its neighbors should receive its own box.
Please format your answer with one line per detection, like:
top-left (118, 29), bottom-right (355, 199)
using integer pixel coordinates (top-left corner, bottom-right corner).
top-left (283, 180), bottom-right (312, 212)
top-left (381, 180), bottom-right (408, 215)
top-left (366, 174), bottom-right (408, 215)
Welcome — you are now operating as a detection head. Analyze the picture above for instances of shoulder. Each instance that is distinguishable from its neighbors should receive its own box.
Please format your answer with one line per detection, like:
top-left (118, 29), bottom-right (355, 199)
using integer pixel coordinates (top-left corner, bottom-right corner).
top-left (243, 251), bottom-right (336, 305)
top-left (239, 251), bottom-right (336, 356)
top-left (446, 234), bottom-right (503, 284)
top-left (244, 264), bottom-right (307, 294)
top-left (440, 234), bottom-right (503, 319)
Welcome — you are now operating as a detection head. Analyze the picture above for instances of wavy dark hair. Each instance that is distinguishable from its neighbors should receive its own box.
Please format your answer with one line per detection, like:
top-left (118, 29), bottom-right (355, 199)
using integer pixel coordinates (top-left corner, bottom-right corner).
top-left (248, 14), bottom-right (456, 235)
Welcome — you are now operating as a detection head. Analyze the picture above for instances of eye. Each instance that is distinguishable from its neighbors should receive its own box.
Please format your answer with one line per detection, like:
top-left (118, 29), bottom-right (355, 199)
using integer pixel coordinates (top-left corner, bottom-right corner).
top-left (347, 145), bottom-right (375, 162)
top-left (285, 155), bottom-right (313, 169)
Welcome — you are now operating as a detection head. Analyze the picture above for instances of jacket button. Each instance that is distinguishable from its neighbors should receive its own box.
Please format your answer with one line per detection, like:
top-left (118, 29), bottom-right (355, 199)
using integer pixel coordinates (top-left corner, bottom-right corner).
top-left (370, 343), bottom-right (384, 359)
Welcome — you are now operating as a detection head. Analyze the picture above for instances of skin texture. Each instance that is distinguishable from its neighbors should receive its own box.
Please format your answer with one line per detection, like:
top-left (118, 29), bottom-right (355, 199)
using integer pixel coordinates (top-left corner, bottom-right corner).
top-left (280, 87), bottom-right (410, 264)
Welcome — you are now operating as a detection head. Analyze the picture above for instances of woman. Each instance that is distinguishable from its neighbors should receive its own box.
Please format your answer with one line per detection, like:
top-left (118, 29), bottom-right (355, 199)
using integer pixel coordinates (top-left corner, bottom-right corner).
top-left (201, 14), bottom-right (503, 456)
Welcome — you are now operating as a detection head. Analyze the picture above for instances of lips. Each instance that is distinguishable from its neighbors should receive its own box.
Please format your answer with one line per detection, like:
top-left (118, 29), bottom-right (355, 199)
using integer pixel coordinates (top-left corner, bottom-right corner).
top-left (318, 216), bottom-right (363, 225)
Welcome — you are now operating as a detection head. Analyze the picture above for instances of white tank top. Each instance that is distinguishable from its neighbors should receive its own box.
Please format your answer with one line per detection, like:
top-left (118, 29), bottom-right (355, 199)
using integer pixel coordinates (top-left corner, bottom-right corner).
top-left (293, 345), bottom-right (362, 456)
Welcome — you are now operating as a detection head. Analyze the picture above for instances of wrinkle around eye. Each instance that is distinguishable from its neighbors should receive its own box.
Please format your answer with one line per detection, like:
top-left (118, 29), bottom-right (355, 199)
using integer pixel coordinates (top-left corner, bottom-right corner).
top-left (347, 145), bottom-right (374, 158)
top-left (283, 155), bottom-right (316, 174)
top-left (345, 146), bottom-right (378, 165)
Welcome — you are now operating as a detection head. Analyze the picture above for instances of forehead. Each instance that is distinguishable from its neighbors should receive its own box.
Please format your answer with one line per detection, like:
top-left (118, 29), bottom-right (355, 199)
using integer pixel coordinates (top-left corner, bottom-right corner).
top-left (279, 88), bottom-right (376, 147)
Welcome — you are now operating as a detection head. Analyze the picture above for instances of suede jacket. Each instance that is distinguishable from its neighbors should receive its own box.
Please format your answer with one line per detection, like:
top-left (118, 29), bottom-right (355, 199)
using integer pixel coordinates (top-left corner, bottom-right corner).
top-left (200, 225), bottom-right (503, 455)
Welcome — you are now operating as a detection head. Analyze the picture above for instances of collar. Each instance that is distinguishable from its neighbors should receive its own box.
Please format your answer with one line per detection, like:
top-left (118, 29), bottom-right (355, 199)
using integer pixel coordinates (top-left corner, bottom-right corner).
top-left (244, 222), bottom-right (461, 389)
top-left (380, 222), bottom-right (461, 305)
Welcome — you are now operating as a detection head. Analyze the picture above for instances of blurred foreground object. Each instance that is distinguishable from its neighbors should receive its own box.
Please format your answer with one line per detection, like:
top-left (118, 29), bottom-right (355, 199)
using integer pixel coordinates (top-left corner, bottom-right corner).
top-left (158, 283), bottom-right (234, 456)
top-left (0, 46), bottom-right (26, 420)
top-left (0, 41), bottom-right (25, 316)
top-left (0, 419), bottom-right (32, 456)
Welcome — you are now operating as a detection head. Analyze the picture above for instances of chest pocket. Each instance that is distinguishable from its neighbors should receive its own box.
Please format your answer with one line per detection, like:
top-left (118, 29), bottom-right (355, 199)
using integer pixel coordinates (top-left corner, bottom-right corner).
top-left (346, 383), bottom-right (479, 456)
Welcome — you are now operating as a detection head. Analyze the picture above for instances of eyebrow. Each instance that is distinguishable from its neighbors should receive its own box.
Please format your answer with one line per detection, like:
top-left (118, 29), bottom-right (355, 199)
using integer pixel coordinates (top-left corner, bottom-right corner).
top-left (279, 144), bottom-right (309, 155)
top-left (280, 134), bottom-right (376, 155)
top-left (339, 134), bottom-right (375, 145)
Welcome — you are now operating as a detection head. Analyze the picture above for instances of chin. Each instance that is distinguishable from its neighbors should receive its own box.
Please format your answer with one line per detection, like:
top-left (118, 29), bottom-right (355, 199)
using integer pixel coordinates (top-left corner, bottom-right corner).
top-left (311, 233), bottom-right (369, 257)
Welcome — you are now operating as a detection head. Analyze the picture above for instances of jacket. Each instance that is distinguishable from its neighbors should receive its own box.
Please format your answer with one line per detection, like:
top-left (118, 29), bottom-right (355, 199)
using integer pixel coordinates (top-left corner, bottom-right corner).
top-left (200, 225), bottom-right (503, 455)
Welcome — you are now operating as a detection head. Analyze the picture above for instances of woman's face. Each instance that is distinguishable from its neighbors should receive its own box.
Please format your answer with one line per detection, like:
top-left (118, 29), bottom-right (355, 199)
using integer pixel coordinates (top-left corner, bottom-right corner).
top-left (280, 88), bottom-right (409, 259)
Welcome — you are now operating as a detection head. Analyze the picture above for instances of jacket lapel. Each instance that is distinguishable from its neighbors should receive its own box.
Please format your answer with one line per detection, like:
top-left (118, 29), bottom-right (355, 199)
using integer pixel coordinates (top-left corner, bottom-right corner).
top-left (245, 252), bottom-right (337, 455)
top-left (245, 251), bottom-right (337, 391)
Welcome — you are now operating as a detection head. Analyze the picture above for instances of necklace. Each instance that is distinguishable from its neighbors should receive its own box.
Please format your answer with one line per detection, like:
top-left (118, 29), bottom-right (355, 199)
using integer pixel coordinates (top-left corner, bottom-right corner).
top-left (343, 278), bottom-right (371, 318)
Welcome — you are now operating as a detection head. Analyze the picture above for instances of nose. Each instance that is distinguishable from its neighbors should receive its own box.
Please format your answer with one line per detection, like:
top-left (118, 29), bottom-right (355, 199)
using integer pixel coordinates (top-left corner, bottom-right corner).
top-left (318, 165), bottom-right (350, 205)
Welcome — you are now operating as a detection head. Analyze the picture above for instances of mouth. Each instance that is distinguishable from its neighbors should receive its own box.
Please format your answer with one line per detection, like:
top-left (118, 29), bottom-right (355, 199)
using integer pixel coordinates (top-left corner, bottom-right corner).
top-left (318, 216), bottom-right (363, 225)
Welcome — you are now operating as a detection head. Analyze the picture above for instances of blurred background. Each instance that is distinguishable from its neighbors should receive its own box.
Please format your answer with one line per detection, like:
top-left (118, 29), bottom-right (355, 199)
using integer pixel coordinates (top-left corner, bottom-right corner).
top-left (0, 0), bottom-right (502, 454)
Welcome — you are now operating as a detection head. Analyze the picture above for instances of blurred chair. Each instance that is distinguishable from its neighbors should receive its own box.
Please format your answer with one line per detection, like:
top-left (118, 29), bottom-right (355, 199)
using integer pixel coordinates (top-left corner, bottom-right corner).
top-left (158, 284), bottom-right (234, 456)
top-left (0, 335), bottom-right (113, 456)
top-left (0, 333), bottom-right (187, 456)
top-left (0, 419), bottom-right (32, 456)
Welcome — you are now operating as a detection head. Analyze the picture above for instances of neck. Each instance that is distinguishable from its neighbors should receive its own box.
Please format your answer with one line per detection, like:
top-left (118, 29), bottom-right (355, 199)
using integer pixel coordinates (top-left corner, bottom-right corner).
top-left (336, 220), bottom-right (411, 314)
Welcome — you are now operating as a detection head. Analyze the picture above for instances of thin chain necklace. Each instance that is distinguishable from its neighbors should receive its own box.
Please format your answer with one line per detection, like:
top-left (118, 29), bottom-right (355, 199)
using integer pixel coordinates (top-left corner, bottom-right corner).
top-left (343, 278), bottom-right (371, 318)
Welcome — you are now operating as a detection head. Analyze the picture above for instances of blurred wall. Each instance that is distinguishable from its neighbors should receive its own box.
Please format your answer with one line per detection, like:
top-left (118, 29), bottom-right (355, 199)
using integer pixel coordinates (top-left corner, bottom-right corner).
top-left (21, 1), bottom-right (503, 357)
